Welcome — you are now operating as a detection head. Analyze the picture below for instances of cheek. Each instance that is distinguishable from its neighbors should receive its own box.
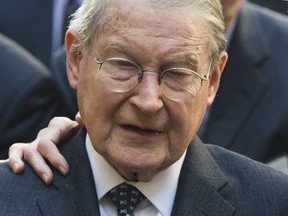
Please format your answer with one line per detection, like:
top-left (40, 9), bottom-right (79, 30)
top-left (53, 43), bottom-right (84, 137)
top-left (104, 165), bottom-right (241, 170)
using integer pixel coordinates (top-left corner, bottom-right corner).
top-left (76, 66), bottom-right (121, 146)
top-left (77, 67), bottom-right (102, 122)
top-left (165, 101), bottom-right (197, 158)
top-left (168, 95), bottom-right (206, 151)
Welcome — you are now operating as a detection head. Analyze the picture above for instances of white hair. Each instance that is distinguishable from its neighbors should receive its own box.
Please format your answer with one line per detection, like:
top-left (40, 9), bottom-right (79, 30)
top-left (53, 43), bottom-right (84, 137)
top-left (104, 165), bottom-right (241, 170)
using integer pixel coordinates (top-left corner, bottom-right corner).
top-left (69, 0), bottom-right (226, 64)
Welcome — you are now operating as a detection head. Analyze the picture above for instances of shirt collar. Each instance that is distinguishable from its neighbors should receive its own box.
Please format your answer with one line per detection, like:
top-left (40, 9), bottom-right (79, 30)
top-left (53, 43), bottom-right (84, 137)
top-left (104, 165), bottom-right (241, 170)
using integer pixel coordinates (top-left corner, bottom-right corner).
top-left (86, 134), bottom-right (186, 216)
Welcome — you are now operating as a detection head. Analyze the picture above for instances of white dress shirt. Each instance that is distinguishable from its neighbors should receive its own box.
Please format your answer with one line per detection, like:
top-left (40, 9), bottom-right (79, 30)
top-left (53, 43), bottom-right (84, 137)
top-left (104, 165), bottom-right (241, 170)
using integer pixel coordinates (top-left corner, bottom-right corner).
top-left (86, 134), bottom-right (186, 216)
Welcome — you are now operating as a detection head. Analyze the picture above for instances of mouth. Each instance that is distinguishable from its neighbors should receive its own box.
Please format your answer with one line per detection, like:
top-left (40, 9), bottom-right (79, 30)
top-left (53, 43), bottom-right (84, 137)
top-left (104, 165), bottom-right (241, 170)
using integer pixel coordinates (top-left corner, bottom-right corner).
top-left (121, 124), bottom-right (162, 136)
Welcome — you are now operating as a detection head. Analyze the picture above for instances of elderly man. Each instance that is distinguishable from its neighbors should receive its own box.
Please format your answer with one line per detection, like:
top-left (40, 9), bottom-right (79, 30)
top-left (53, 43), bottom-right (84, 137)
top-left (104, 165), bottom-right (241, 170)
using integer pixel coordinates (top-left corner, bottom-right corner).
top-left (1, 0), bottom-right (288, 215)
top-left (10, 0), bottom-right (288, 165)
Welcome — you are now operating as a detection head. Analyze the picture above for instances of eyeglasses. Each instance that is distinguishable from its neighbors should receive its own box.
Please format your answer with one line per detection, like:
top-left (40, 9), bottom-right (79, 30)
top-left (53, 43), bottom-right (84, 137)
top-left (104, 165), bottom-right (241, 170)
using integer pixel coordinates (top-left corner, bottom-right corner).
top-left (91, 52), bottom-right (212, 102)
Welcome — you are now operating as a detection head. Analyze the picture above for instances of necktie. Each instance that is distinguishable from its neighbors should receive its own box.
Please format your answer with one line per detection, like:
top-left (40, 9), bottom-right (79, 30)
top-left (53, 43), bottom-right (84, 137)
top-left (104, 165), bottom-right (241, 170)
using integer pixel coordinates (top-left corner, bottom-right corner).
top-left (109, 183), bottom-right (146, 216)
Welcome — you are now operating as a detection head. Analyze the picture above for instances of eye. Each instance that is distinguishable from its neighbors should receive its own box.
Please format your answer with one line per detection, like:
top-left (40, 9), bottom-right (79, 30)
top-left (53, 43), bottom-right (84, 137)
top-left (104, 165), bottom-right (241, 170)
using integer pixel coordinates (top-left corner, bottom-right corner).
top-left (102, 58), bottom-right (140, 81)
top-left (109, 58), bottom-right (138, 71)
top-left (163, 68), bottom-right (194, 79)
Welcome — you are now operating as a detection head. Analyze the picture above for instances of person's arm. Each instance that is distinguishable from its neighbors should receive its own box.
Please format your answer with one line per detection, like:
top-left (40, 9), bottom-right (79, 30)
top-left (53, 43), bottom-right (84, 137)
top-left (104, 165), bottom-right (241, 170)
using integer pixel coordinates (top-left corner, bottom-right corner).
top-left (8, 115), bottom-right (82, 185)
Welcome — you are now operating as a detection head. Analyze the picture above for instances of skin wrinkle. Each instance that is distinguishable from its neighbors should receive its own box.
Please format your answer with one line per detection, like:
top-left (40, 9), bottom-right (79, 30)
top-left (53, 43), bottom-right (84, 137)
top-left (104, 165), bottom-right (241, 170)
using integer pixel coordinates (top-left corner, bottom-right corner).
top-left (103, 2), bottom-right (209, 65)
top-left (67, 0), bottom-right (227, 182)
top-left (93, 34), bottom-right (209, 74)
top-left (94, 41), bottom-right (207, 74)
top-left (96, 5), bottom-right (209, 72)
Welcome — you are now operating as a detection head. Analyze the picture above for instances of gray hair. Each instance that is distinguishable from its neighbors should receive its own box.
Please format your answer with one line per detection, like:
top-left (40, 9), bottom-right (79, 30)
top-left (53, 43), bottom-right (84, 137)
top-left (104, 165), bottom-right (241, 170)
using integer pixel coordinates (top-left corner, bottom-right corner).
top-left (69, 0), bottom-right (226, 63)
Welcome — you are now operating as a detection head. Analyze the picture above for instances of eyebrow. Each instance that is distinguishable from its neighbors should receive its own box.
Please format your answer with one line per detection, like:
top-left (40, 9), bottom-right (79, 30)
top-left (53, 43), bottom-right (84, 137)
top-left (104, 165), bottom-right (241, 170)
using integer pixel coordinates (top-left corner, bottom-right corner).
top-left (101, 43), bottom-right (136, 57)
top-left (165, 54), bottom-right (199, 69)
top-left (100, 43), bottom-right (200, 69)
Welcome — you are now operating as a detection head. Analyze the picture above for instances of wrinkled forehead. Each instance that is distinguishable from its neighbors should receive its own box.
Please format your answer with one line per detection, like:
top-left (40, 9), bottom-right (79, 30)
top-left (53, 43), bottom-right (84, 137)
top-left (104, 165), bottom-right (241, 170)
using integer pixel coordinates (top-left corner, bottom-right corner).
top-left (103, 0), bottom-right (205, 30)
top-left (93, 0), bottom-right (210, 62)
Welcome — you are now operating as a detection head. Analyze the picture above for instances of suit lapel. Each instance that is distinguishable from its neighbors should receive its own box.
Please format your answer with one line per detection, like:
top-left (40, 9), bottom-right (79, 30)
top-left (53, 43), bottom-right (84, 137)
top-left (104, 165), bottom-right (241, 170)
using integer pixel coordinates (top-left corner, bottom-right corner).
top-left (171, 137), bottom-right (234, 216)
top-left (37, 132), bottom-right (234, 215)
top-left (37, 130), bottom-right (100, 216)
top-left (203, 2), bottom-right (270, 148)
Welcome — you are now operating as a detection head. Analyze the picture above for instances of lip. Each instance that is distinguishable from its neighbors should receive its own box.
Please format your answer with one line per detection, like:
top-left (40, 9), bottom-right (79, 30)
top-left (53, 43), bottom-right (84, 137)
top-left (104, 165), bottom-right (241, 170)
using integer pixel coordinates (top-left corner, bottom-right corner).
top-left (121, 124), bottom-right (162, 136)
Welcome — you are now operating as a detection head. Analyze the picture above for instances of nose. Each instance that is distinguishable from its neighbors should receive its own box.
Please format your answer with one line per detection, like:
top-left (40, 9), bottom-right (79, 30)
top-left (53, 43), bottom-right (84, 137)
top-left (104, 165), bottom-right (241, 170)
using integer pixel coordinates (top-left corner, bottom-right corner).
top-left (129, 72), bottom-right (164, 115)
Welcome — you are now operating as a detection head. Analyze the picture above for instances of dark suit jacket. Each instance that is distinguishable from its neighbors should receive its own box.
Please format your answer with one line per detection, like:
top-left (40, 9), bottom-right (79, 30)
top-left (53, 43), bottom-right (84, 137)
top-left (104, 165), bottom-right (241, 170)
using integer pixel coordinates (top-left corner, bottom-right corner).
top-left (0, 0), bottom-right (53, 66)
top-left (249, 0), bottom-right (288, 15)
top-left (202, 2), bottom-right (288, 162)
top-left (0, 129), bottom-right (288, 215)
top-left (0, 33), bottom-right (69, 159)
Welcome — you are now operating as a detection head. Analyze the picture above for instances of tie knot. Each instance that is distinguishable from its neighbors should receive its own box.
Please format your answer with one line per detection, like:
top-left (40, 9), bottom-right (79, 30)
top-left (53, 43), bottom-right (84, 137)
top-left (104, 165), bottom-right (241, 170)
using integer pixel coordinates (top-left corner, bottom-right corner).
top-left (109, 183), bottom-right (146, 216)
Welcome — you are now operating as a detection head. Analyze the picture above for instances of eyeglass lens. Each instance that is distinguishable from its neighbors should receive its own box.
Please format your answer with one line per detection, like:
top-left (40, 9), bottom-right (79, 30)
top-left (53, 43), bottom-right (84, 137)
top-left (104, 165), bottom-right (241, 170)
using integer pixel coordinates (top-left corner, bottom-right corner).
top-left (97, 58), bottom-right (204, 102)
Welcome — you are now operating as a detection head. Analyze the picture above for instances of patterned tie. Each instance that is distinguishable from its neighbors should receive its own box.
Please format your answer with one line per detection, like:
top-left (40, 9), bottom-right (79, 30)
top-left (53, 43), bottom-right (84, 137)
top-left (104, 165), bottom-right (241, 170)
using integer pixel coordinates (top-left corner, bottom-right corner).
top-left (108, 183), bottom-right (146, 216)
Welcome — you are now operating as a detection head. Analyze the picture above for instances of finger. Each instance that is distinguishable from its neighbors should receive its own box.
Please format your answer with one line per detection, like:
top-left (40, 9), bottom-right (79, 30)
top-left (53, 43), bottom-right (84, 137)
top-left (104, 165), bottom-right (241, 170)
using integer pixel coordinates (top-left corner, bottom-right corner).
top-left (23, 146), bottom-right (53, 185)
top-left (75, 112), bottom-right (83, 126)
top-left (45, 116), bottom-right (81, 143)
top-left (37, 136), bottom-right (70, 176)
top-left (35, 117), bottom-right (80, 175)
top-left (8, 143), bottom-right (26, 173)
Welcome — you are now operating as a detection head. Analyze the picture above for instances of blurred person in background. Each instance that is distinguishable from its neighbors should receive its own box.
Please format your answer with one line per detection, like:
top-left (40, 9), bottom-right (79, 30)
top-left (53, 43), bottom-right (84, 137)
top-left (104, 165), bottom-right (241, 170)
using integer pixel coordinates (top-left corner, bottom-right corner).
top-left (0, 33), bottom-right (70, 159)
top-left (0, 0), bottom-right (81, 67)
top-left (199, 0), bottom-right (288, 163)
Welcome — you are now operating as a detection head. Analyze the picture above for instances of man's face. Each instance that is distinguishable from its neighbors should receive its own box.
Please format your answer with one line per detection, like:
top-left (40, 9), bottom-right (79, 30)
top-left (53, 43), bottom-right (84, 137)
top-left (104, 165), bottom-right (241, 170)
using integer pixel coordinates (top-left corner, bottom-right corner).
top-left (67, 0), bottom-right (225, 181)
top-left (220, 0), bottom-right (244, 26)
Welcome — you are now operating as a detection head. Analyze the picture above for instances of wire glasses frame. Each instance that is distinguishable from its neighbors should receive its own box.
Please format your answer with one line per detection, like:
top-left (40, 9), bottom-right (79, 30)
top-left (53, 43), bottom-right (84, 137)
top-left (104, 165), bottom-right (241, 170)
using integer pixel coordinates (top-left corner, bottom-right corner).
top-left (90, 47), bottom-right (212, 102)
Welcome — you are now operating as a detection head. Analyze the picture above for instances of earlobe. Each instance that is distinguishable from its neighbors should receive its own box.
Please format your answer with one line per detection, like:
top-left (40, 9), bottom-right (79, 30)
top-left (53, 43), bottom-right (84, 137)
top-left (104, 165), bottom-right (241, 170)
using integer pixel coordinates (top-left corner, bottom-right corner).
top-left (207, 52), bottom-right (228, 106)
top-left (65, 29), bottom-right (81, 90)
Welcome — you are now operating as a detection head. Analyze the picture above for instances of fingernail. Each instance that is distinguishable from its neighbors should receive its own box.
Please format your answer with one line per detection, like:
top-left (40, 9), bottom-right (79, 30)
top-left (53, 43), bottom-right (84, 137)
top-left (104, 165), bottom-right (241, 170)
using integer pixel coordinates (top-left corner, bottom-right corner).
top-left (42, 174), bottom-right (49, 185)
top-left (58, 166), bottom-right (67, 175)
top-left (13, 163), bottom-right (20, 172)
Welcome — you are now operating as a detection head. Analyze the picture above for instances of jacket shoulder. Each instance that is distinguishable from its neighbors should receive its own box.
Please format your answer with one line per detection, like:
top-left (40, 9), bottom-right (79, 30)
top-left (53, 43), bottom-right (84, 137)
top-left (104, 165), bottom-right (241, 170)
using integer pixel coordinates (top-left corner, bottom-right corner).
top-left (0, 162), bottom-right (53, 215)
top-left (206, 144), bottom-right (288, 213)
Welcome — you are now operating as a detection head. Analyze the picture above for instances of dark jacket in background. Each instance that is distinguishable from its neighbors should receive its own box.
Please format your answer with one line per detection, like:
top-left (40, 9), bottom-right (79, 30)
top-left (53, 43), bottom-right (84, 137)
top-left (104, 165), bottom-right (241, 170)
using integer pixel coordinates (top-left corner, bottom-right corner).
top-left (0, 33), bottom-right (69, 159)
top-left (50, 46), bottom-right (78, 117)
top-left (202, 2), bottom-right (288, 162)
top-left (0, 0), bottom-right (53, 66)
top-left (249, 0), bottom-right (288, 15)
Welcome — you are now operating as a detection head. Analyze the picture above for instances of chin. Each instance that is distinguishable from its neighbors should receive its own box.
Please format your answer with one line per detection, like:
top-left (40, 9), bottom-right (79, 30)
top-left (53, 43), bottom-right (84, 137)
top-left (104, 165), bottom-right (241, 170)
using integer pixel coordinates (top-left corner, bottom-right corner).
top-left (112, 152), bottom-right (165, 178)
top-left (116, 163), bottom-right (161, 182)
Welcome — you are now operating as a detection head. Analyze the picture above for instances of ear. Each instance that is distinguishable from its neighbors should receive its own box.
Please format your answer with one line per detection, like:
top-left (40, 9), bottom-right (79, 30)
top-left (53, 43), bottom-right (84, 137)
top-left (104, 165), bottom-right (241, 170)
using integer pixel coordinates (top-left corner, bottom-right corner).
top-left (207, 51), bottom-right (228, 106)
top-left (65, 29), bottom-right (82, 90)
